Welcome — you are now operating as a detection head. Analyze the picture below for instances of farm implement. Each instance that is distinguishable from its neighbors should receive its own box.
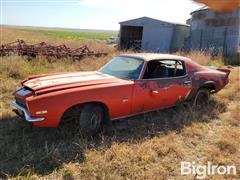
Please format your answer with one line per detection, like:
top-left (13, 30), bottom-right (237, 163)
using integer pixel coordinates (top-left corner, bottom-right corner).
top-left (0, 40), bottom-right (107, 60)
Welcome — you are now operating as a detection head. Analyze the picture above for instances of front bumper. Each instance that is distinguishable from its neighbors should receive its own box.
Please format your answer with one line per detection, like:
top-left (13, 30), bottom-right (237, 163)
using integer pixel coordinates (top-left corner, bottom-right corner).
top-left (11, 100), bottom-right (45, 122)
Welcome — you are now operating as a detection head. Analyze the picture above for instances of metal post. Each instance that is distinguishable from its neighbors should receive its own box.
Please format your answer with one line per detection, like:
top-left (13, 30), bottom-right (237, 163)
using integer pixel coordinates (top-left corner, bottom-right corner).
top-left (199, 29), bottom-right (203, 50)
top-left (223, 27), bottom-right (228, 56)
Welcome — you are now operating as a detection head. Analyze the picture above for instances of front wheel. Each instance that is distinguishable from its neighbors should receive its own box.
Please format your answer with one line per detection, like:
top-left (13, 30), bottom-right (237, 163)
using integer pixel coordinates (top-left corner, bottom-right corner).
top-left (79, 104), bottom-right (103, 136)
top-left (192, 88), bottom-right (210, 111)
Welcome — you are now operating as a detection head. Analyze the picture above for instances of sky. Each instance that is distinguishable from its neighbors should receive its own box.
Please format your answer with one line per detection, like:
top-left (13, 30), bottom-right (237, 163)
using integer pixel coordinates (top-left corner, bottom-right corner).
top-left (1, 0), bottom-right (203, 30)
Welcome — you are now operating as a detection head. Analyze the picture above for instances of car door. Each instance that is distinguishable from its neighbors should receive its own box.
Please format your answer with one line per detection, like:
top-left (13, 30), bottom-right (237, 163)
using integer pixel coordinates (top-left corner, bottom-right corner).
top-left (131, 59), bottom-right (192, 114)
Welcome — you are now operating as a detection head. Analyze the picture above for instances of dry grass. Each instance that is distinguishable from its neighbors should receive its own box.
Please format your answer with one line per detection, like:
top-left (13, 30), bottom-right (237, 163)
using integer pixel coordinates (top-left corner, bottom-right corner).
top-left (175, 50), bottom-right (225, 66)
top-left (0, 28), bottom-right (239, 179)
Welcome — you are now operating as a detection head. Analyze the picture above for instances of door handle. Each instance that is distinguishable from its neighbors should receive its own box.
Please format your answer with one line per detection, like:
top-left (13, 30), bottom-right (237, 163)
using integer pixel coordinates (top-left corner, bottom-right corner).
top-left (183, 81), bottom-right (191, 86)
top-left (151, 90), bottom-right (159, 94)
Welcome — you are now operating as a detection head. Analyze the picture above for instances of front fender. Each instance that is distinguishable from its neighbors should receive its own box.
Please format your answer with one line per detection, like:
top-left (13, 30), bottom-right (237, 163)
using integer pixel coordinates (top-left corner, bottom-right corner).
top-left (26, 84), bottom-right (133, 127)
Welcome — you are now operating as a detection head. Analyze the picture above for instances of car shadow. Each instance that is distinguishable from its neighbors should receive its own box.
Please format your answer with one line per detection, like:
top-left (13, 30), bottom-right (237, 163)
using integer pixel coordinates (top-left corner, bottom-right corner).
top-left (101, 97), bottom-right (227, 143)
top-left (0, 98), bottom-right (226, 178)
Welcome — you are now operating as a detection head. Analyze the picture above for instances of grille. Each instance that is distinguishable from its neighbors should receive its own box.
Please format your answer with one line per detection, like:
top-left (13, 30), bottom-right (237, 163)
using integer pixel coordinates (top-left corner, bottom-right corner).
top-left (15, 97), bottom-right (27, 109)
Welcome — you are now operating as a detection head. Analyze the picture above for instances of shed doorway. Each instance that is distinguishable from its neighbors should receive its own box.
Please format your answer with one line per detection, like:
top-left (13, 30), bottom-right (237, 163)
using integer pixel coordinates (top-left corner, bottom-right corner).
top-left (120, 26), bottom-right (143, 50)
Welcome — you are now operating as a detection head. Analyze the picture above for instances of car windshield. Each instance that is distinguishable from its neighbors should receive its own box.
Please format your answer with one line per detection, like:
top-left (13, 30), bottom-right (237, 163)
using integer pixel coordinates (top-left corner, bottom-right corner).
top-left (99, 56), bottom-right (144, 79)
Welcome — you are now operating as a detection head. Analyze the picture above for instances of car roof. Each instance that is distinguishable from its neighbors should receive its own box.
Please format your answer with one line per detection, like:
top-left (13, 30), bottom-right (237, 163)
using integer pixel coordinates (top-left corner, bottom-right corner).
top-left (120, 53), bottom-right (192, 62)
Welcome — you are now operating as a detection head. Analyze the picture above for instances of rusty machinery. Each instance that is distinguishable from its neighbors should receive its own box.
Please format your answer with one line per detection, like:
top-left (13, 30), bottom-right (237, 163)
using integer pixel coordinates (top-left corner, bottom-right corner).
top-left (0, 40), bottom-right (107, 60)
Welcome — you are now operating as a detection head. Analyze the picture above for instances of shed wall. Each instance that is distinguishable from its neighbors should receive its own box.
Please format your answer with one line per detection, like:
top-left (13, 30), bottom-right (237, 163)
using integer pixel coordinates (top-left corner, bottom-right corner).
top-left (189, 8), bottom-right (240, 55)
top-left (141, 25), bottom-right (173, 52)
top-left (171, 25), bottom-right (190, 52)
top-left (119, 17), bottom-right (175, 52)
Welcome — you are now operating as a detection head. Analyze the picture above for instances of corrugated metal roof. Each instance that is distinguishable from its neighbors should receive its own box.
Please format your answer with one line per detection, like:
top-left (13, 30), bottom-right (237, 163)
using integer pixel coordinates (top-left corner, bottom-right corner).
top-left (190, 6), bottom-right (209, 15)
top-left (119, 16), bottom-right (189, 27)
top-left (175, 23), bottom-right (190, 27)
top-left (119, 16), bottom-right (171, 25)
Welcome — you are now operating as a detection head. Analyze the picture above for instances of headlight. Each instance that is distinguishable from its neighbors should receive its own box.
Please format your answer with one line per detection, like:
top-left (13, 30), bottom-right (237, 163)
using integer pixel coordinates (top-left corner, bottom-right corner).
top-left (16, 88), bottom-right (33, 96)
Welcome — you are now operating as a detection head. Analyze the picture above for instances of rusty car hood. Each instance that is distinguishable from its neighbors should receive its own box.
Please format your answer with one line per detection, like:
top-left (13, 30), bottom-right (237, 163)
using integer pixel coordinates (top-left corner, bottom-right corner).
top-left (22, 71), bottom-right (130, 94)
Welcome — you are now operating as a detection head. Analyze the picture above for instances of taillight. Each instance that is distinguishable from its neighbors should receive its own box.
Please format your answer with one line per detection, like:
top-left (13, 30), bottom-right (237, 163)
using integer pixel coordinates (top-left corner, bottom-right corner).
top-left (217, 68), bottom-right (231, 78)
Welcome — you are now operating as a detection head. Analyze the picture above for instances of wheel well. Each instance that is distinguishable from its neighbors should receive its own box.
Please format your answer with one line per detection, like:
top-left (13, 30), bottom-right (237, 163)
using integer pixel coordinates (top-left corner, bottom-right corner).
top-left (60, 102), bottom-right (110, 125)
top-left (200, 83), bottom-right (216, 93)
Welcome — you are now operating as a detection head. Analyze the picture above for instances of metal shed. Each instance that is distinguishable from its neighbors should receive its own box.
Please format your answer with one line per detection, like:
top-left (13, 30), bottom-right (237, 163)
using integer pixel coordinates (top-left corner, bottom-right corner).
top-left (188, 7), bottom-right (240, 55)
top-left (119, 17), bottom-right (190, 52)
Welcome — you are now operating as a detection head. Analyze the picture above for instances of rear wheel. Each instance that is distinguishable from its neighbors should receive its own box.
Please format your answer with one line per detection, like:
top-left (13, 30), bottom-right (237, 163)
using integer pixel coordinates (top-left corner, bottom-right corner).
top-left (79, 104), bottom-right (103, 136)
top-left (192, 88), bottom-right (210, 111)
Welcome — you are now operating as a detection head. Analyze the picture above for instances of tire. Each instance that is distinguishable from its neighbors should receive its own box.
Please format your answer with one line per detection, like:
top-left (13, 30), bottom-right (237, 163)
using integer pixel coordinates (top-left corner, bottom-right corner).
top-left (79, 104), bottom-right (103, 136)
top-left (192, 88), bottom-right (210, 111)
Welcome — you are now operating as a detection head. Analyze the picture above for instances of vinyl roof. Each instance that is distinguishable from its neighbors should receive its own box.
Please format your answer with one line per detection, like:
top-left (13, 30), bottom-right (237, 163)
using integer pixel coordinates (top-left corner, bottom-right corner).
top-left (120, 53), bottom-right (192, 62)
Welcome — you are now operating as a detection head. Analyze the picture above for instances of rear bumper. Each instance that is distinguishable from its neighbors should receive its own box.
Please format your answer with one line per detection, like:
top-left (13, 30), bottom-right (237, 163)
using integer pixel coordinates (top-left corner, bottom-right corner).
top-left (11, 100), bottom-right (45, 122)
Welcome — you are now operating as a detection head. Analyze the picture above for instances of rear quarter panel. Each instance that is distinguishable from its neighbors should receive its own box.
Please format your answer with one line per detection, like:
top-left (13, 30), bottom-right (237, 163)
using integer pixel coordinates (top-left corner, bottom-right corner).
top-left (186, 62), bottom-right (229, 97)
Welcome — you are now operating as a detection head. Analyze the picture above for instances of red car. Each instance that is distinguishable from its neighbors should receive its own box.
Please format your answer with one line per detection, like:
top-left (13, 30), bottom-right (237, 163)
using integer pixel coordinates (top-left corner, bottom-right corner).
top-left (12, 53), bottom-right (230, 135)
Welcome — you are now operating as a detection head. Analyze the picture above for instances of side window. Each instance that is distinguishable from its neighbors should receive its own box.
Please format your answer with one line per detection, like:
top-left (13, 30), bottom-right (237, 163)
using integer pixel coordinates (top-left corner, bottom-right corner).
top-left (143, 60), bottom-right (186, 79)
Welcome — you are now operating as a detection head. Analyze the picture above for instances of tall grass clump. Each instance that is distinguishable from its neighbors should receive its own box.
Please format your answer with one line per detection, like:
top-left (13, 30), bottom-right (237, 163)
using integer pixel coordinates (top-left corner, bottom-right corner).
top-left (175, 51), bottom-right (224, 66)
